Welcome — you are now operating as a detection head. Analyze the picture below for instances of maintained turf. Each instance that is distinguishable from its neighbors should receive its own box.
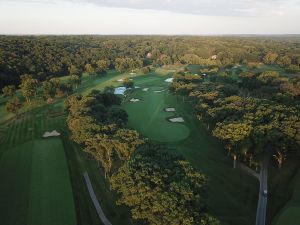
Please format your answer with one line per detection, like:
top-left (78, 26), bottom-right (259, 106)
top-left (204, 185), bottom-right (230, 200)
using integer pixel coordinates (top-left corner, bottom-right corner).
top-left (123, 76), bottom-right (190, 142)
top-left (0, 138), bottom-right (76, 225)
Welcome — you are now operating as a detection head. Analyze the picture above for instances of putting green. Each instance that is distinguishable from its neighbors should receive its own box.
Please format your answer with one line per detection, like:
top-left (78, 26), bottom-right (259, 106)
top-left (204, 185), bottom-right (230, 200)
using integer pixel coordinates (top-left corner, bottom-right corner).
top-left (0, 138), bottom-right (76, 225)
top-left (123, 83), bottom-right (190, 142)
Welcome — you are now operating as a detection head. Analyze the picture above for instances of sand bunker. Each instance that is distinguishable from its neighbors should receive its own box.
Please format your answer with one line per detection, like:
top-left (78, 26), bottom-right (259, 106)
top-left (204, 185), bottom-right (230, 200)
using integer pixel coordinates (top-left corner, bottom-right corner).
top-left (130, 98), bottom-right (140, 102)
top-left (165, 78), bottom-right (174, 83)
top-left (169, 117), bottom-right (184, 123)
top-left (165, 108), bottom-right (176, 112)
top-left (154, 90), bottom-right (165, 93)
top-left (143, 88), bottom-right (149, 91)
top-left (114, 87), bottom-right (126, 95)
top-left (43, 130), bottom-right (61, 138)
top-left (117, 79), bottom-right (124, 82)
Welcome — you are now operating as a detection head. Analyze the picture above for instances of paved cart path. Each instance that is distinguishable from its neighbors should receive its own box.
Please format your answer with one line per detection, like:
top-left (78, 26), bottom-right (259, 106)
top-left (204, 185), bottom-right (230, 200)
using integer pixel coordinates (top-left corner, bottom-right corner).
top-left (83, 172), bottom-right (112, 225)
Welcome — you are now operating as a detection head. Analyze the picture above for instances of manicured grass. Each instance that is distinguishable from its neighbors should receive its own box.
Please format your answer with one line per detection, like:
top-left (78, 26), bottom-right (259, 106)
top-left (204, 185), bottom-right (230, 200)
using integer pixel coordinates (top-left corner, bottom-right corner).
top-left (0, 138), bottom-right (76, 225)
top-left (124, 76), bottom-right (190, 142)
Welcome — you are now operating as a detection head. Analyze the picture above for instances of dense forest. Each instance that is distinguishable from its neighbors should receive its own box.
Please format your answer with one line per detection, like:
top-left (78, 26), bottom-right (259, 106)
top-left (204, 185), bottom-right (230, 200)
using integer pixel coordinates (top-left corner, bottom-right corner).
top-left (1, 35), bottom-right (300, 89)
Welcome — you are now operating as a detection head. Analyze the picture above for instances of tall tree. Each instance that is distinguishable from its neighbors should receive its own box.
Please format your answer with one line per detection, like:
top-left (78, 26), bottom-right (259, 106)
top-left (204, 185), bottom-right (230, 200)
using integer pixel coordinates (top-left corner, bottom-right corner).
top-left (6, 97), bottom-right (22, 117)
top-left (2, 85), bottom-right (16, 98)
top-left (19, 74), bottom-right (39, 103)
top-left (111, 143), bottom-right (219, 225)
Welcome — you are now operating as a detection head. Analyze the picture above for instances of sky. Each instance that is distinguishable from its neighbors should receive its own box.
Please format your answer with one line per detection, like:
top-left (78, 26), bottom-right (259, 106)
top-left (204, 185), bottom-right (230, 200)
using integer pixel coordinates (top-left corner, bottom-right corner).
top-left (0, 0), bottom-right (300, 34)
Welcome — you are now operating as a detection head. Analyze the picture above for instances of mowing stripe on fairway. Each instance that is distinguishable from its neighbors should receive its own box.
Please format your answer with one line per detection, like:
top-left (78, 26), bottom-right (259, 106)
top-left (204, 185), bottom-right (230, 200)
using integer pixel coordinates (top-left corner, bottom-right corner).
top-left (0, 138), bottom-right (76, 225)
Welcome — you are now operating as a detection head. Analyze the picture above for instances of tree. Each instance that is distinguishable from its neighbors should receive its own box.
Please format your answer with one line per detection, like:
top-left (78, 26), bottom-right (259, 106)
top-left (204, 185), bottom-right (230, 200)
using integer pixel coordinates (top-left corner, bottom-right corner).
top-left (69, 75), bottom-right (81, 89)
top-left (277, 55), bottom-right (291, 67)
top-left (2, 85), bottom-right (15, 98)
top-left (263, 53), bottom-right (278, 65)
top-left (6, 97), bottom-right (22, 117)
top-left (96, 60), bottom-right (109, 74)
top-left (213, 122), bottom-right (252, 168)
top-left (84, 63), bottom-right (95, 77)
top-left (85, 134), bottom-right (114, 177)
top-left (141, 66), bottom-right (151, 74)
top-left (110, 143), bottom-right (219, 225)
top-left (19, 74), bottom-right (39, 103)
top-left (43, 81), bottom-right (55, 100)
top-left (59, 82), bottom-right (73, 96)
top-left (68, 65), bottom-right (80, 76)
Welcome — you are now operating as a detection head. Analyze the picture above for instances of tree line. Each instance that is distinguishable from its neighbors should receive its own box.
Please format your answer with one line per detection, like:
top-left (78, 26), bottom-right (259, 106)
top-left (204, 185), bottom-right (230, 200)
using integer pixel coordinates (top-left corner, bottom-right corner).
top-left (1, 35), bottom-right (300, 90)
top-left (170, 66), bottom-right (300, 170)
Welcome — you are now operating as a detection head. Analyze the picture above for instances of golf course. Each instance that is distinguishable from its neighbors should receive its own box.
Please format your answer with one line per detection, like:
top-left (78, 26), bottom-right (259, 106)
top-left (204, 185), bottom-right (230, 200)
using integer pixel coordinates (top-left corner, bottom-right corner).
top-left (0, 65), bottom-right (299, 225)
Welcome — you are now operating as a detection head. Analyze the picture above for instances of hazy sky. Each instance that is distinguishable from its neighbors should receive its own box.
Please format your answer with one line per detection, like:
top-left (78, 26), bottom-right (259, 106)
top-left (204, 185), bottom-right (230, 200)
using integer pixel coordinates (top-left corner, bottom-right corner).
top-left (0, 0), bottom-right (300, 34)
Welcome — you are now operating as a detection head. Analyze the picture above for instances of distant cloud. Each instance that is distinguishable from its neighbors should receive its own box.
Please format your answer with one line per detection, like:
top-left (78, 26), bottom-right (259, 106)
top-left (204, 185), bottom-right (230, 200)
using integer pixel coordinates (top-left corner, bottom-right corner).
top-left (3, 0), bottom-right (300, 17)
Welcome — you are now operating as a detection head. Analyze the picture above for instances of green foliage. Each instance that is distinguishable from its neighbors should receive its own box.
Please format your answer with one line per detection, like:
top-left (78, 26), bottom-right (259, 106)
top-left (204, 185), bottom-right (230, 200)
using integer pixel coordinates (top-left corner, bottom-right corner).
top-left (263, 53), bottom-right (278, 64)
top-left (2, 85), bottom-right (16, 97)
top-left (111, 143), bottom-right (219, 225)
top-left (19, 74), bottom-right (39, 103)
top-left (69, 75), bottom-right (81, 89)
top-left (84, 63), bottom-right (95, 76)
top-left (5, 97), bottom-right (22, 116)
top-left (115, 58), bottom-right (142, 72)
top-left (66, 90), bottom-right (143, 175)
top-left (96, 60), bottom-right (109, 74)
top-left (42, 78), bottom-right (60, 99)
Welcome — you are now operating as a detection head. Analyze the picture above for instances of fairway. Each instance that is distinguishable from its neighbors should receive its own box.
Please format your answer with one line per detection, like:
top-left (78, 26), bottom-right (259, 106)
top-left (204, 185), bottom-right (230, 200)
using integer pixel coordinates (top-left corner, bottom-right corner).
top-left (0, 138), bottom-right (76, 225)
top-left (123, 75), bottom-right (190, 142)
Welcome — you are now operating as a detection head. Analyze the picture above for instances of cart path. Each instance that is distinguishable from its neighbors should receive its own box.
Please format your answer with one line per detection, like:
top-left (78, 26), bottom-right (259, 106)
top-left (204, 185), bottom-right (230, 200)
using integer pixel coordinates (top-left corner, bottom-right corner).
top-left (83, 172), bottom-right (112, 225)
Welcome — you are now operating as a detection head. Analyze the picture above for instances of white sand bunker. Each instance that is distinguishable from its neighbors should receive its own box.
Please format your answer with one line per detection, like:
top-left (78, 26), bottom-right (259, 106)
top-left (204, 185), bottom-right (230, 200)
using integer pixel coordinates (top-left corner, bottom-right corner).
top-left (165, 78), bottom-right (174, 83)
top-left (130, 98), bottom-right (140, 102)
top-left (165, 108), bottom-right (176, 112)
top-left (154, 90), bottom-right (165, 93)
top-left (143, 88), bottom-right (149, 91)
top-left (43, 130), bottom-right (61, 138)
top-left (169, 117), bottom-right (184, 123)
top-left (117, 79), bottom-right (124, 82)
